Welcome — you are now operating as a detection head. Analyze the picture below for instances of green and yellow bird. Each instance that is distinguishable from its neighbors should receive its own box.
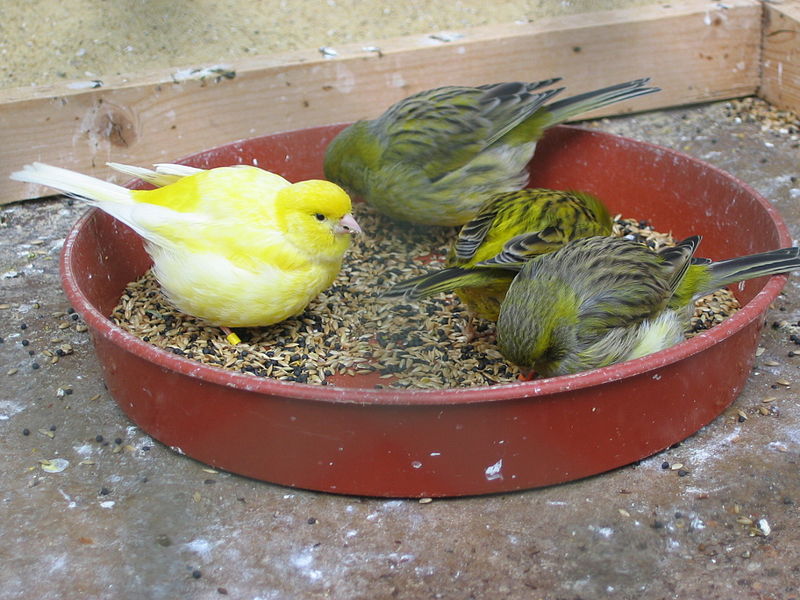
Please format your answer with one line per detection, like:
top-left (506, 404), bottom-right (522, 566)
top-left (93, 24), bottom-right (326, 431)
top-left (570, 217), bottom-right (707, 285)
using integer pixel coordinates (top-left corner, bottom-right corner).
top-left (323, 77), bottom-right (658, 226)
top-left (384, 188), bottom-right (613, 320)
top-left (497, 235), bottom-right (800, 379)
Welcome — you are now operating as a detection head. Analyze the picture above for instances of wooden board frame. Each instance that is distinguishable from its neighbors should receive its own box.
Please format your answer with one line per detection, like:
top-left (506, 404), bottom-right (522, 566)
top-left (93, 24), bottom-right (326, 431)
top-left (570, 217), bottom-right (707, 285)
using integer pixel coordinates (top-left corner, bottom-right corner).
top-left (1, 0), bottom-right (795, 203)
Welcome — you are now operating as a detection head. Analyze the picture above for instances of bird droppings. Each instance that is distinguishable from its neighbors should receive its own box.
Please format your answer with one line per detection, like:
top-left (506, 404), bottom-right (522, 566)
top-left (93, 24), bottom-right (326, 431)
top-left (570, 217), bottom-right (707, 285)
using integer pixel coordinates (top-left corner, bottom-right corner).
top-left (40, 458), bottom-right (69, 473)
top-left (110, 206), bottom-right (742, 388)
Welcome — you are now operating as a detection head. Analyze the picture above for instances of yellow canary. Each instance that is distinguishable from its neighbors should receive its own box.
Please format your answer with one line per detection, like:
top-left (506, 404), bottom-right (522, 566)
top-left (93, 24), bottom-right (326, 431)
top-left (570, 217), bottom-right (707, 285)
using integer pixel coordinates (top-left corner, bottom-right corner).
top-left (11, 163), bottom-right (361, 337)
top-left (384, 188), bottom-right (612, 320)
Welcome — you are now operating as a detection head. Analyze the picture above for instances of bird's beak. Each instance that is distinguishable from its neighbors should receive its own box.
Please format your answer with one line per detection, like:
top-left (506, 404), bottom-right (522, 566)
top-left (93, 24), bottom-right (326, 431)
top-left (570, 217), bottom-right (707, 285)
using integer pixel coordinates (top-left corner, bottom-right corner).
top-left (517, 369), bottom-right (538, 382)
top-left (334, 213), bottom-right (362, 235)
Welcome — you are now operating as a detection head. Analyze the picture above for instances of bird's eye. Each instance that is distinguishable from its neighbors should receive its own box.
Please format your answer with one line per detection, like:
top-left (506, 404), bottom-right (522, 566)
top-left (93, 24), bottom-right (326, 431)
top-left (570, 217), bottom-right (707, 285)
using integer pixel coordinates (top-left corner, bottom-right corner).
top-left (314, 213), bottom-right (325, 221)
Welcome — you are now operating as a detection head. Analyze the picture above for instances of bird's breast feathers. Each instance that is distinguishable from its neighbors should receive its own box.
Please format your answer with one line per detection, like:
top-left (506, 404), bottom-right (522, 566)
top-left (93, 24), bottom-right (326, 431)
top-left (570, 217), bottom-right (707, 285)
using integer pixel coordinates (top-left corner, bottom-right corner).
top-left (147, 242), bottom-right (341, 327)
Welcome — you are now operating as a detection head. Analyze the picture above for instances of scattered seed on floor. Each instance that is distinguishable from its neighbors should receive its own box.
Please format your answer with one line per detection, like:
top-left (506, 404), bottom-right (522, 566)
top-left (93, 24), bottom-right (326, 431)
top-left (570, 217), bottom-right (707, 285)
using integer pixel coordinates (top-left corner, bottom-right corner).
top-left (726, 97), bottom-right (800, 135)
top-left (109, 208), bottom-right (743, 389)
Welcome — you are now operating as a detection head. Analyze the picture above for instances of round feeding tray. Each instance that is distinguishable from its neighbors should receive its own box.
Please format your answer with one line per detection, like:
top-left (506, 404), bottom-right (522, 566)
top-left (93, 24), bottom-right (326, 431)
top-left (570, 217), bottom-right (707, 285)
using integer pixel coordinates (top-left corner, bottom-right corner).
top-left (61, 124), bottom-right (792, 497)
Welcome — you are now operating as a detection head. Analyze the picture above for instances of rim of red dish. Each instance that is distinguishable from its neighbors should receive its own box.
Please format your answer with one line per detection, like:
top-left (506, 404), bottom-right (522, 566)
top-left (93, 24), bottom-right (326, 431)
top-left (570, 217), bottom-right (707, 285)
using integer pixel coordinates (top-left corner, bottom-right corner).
top-left (59, 136), bottom-right (793, 406)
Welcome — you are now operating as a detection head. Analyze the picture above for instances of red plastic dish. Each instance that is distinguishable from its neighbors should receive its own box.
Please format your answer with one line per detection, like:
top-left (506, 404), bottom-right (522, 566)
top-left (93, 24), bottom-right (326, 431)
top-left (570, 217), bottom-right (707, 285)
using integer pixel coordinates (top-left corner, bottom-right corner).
top-left (61, 125), bottom-right (792, 497)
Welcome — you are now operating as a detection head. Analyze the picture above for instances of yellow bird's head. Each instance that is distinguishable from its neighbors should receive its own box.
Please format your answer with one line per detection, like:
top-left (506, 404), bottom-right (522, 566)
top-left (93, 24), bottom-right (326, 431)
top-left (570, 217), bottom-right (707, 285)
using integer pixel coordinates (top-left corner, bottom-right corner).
top-left (275, 179), bottom-right (361, 261)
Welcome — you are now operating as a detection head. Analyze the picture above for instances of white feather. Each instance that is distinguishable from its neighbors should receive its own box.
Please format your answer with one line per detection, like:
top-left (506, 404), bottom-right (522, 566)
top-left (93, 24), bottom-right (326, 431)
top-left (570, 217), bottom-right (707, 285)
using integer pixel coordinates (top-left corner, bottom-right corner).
top-left (106, 162), bottom-right (204, 188)
top-left (627, 311), bottom-right (685, 360)
top-left (152, 163), bottom-right (206, 177)
top-left (10, 162), bottom-right (209, 247)
top-left (11, 162), bottom-right (132, 205)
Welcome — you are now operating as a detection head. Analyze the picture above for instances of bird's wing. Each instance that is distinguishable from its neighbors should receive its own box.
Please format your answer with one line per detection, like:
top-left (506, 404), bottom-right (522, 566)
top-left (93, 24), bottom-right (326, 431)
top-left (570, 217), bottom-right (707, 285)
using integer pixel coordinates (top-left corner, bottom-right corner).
top-left (133, 165), bottom-right (289, 218)
top-left (104, 201), bottom-right (216, 249)
top-left (127, 199), bottom-right (299, 273)
top-left (476, 226), bottom-right (569, 267)
top-left (378, 80), bottom-right (562, 179)
top-left (457, 188), bottom-right (612, 265)
top-left (658, 235), bottom-right (702, 293)
top-left (454, 187), bottom-right (555, 262)
top-left (558, 238), bottom-right (675, 332)
top-left (119, 166), bottom-right (292, 259)
top-left (480, 81), bottom-right (564, 146)
top-left (453, 194), bottom-right (505, 260)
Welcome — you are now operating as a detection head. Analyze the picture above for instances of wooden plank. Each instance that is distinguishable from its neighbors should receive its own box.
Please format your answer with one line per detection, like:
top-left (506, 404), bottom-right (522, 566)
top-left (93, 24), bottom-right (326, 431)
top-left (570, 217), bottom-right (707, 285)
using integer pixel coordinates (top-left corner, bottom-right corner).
top-left (760, 0), bottom-right (800, 113)
top-left (2, 0), bottom-right (762, 203)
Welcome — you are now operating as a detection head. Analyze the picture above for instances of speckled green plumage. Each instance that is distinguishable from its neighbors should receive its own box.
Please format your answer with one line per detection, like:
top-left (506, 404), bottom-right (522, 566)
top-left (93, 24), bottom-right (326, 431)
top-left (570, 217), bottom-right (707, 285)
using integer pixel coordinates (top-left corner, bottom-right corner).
top-left (497, 236), bottom-right (800, 378)
top-left (384, 188), bottom-right (613, 319)
top-left (324, 78), bottom-right (659, 226)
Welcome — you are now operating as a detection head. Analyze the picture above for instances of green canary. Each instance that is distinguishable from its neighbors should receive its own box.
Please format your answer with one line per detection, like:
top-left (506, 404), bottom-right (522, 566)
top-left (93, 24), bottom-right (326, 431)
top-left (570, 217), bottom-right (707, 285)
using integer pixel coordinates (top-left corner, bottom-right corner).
top-left (384, 188), bottom-right (613, 320)
top-left (323, 77), bottom-right (658, 226)
top-left (497, 235), bottom-right (800, 379)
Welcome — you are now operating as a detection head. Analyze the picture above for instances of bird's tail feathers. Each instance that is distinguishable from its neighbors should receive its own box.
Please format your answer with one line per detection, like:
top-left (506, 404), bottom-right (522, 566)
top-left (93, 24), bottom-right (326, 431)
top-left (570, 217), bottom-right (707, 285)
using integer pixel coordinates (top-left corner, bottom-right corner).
top-left (10, 162), bottom-right (133, 205)
top-left (107, 162), bottom-right (204, 187)
top-left (707, 246), bottom-right (800, 291)
top-left (660, 235), bottom-right (702, 291)
top-left (384, 267), bottom-right (503, 299)
top-left (543, 77), bottom-right (659, 127)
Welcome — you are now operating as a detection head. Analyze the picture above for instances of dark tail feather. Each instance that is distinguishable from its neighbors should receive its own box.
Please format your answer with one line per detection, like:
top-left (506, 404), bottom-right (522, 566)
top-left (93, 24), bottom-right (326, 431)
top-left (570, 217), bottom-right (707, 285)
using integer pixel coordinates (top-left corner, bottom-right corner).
top-left (383, 267), bottom-right (507, 299)
top-left (544, 77), bottom-right (659, 126)
top-left (708, 246), bottom-right (800, 290)
top-left (382, 267), bottom-right (472, 299)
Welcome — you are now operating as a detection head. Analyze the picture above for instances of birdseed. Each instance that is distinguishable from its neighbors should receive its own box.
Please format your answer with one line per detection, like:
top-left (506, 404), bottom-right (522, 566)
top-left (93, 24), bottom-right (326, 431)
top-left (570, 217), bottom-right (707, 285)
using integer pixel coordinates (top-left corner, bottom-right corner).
top-left (110, 205), bottom-right (741, 388)
top-left (725, 97), bottom-right (800, 136)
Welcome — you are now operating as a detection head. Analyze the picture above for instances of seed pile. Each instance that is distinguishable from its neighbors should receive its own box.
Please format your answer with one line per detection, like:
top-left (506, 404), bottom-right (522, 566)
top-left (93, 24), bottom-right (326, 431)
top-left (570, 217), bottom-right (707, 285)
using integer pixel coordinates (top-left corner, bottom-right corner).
top-left (725, 97), bottom-right (800, 137)
top-left (111, 205), bottom-right (740, 389)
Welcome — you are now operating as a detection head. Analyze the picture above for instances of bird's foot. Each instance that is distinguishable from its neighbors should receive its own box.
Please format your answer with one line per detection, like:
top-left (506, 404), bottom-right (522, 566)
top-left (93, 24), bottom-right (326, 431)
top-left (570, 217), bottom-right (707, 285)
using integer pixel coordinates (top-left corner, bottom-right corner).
top-left (222, 327), bottom-right (241, 345)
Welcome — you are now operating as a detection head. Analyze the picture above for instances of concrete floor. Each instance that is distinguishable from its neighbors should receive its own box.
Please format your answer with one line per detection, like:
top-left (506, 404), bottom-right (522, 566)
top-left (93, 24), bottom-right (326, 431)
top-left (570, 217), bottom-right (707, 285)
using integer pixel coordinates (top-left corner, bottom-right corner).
top-left (1, 101), bottom-right (799, 599)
